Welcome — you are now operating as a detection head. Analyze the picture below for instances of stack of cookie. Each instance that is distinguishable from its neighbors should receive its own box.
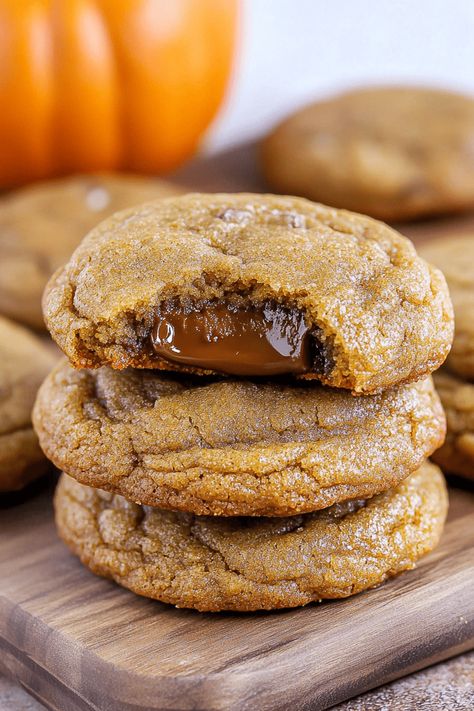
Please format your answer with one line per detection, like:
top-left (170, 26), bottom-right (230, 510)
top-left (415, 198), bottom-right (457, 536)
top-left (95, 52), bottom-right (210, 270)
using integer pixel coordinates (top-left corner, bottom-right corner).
top-left (34, 193), bottom-right (453, 612)
top-left (420, 236), bottom-right (474, 480)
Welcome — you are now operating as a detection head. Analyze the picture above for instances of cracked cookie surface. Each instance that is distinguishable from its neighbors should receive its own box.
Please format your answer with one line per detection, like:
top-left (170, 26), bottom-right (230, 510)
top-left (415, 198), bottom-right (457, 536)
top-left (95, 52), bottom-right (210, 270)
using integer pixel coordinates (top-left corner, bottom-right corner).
top-left (43, 193), bottom-right (453, 394)
top-left (261, 87), bottom-right (474, 222)
top-left (0, 316), bottom-right (57, 491)
top-left (432, 370), bottom-right (474, 479)
top-left (34, 361), bottom-right (446, 516)
top-left (0, 173), bottom-right (180, 330)
top-left (54, 463), bottom-right (448, 611)
top-left (420, 235), bottom-right (474, 380)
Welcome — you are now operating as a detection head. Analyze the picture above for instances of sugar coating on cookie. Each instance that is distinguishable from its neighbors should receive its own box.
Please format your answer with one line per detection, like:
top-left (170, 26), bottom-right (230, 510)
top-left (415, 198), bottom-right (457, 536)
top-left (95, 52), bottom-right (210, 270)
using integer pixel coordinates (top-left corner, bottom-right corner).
top-left (54, 463), bottom-right (448, 611)
top-left (262, 87), bottom-right (474, 221)
top-left (420, 235), bottom-right (474, 380)
top-left (0, 174), bottom-right (180, 330)
top-left (34, 361), bottom-right (446, 516)
top-left (0, 316), bottom-right (57, 492)
top-left (43, 193), bottom-right (453, 394)
top-left (432, 370), bottom-right (474, 479)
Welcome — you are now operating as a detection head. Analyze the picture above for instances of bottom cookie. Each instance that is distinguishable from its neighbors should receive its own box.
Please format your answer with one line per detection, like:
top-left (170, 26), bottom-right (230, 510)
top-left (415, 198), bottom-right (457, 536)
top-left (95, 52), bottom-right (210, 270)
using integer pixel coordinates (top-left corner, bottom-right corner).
top-left (55, 463), bottom-right (447, 612)
top-left (433, 370), bottom-right (474, 480)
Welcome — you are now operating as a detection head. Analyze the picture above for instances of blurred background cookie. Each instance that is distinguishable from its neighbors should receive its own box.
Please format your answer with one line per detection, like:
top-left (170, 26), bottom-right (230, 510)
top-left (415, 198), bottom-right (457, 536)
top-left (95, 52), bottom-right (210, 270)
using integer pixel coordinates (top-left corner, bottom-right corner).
top-left (420, 234), bottom-right (474, 480)
top-left (261, 87), bottom-right (474, 221)
top-left (421, 235), bottom-right (474, 379)
top-left (0, 316), bottom-right (57, 492)
top-left (432, 370), bottom-right (474, 480)
top-left (0, 174), bottom-right (180, 330)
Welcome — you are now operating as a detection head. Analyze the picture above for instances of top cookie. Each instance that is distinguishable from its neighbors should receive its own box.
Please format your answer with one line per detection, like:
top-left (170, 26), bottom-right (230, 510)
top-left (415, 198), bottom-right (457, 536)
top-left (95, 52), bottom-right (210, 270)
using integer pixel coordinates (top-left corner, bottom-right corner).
top-left (0, 173), bottom-right (180, 330)
top-left (261, 87), bottom-right (474, 221)
top-left (43, 193), bottom-right (453, 394)
top-left (420, 235), bottom-right (474, 380)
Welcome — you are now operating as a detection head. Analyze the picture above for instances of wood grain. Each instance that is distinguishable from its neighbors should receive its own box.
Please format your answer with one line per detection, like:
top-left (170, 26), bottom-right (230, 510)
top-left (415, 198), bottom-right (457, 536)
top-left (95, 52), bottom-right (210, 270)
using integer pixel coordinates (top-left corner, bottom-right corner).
top-left (0, 476), bottom-right (473, 711)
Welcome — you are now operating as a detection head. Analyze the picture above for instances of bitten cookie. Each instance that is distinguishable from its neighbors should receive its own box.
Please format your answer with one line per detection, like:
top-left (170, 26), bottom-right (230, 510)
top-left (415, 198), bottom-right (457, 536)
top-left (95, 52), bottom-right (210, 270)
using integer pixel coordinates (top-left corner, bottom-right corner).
top-left (420, 235), bottom-right (474, 380)
top-left (43, 193), bottom-right (453, 394)
top-left (34, 361), bottom-right (446, 516)
top-left (0, 173), bottom-right (180, 329)
top-left (261, 87), bottom-right (474, 221)
top-left (432, 370), bottom-right (474, 480)
top-left (54, 463), bottom-right (448, 611)
top-left (0, 316), bottom-right (57, 492)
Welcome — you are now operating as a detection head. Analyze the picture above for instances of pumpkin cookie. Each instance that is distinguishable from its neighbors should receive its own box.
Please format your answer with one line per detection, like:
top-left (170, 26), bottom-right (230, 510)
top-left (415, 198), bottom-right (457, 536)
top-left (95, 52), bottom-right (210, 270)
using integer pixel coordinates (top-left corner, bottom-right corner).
top-left (33, 361), bottom-right (445, 516)
top-left (43, 193), bottom-right (453, 394)
top-left (0, 316), bottom-right (57, 492)
top-left (54, 463), bottom-right (448, 611)
top-left (0, 173), bottom-right (180, 330)
top-left (261, 87), bottom-right (474, 221)
top-left (432, 370), bottom-right (474, 480)
top-left (420, 235), bottom-right (474, 380)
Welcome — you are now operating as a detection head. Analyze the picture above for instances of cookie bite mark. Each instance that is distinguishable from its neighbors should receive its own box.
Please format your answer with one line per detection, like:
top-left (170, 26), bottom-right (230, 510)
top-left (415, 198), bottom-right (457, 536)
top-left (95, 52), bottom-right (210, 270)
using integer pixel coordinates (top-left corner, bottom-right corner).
top-left (151, 299), bottom-right (332, 377)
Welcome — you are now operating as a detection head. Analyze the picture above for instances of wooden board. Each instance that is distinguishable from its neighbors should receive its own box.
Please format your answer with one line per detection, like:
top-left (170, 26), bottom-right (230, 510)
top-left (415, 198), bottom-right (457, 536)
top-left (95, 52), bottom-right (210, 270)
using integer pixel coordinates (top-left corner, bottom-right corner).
top-left (0, 475), bottom-right (473, 711)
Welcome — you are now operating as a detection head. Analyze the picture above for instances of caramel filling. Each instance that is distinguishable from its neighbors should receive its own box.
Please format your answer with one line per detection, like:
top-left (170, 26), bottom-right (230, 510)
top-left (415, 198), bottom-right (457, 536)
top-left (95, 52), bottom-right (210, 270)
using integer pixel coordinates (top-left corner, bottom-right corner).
top-left (151, 301), bottom-right (313, 376)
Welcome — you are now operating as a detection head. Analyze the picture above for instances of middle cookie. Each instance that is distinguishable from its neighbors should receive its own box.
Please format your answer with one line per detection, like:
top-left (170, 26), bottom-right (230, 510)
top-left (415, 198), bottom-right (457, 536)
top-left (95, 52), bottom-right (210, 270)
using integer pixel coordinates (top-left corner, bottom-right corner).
top-left (34, 362), bottom-right (445, 516)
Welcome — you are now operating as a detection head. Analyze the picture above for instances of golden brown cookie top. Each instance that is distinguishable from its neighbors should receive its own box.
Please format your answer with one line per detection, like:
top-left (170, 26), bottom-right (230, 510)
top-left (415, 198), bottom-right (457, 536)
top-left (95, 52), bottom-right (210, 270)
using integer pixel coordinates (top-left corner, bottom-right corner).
top-left (43, 193), bottom-right (453, 394)
top-left (262, 87), bottom-right (474, 221)
top-left (34, 361), bottom-right (445, 516)
top-left (54, 463), bottom-right (448, 611)
top-left (0, 173), bottom-right (180, 330)
top-left (420, 235), bottom-right (474, 380)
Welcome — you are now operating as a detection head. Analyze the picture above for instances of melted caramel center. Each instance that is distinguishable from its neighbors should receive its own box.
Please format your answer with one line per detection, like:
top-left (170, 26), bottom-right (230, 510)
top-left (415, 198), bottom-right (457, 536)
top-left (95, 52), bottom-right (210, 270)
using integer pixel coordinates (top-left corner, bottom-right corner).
top-left (151, 301), bottom-right (312, 376)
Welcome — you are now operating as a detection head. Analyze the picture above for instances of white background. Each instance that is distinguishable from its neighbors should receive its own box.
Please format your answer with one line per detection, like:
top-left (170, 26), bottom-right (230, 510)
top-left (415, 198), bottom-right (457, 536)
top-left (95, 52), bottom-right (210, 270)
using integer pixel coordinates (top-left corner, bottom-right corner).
top-left (209, 0), bottom-right (474, 150)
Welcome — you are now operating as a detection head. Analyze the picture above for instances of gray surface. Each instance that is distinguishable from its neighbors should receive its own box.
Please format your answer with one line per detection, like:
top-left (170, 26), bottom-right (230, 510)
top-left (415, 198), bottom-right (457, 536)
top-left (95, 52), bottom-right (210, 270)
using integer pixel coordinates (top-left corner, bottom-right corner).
top-left (334, 650), bottom-right (474, 710)
top-left (0, 676), bottom-right (45, 710)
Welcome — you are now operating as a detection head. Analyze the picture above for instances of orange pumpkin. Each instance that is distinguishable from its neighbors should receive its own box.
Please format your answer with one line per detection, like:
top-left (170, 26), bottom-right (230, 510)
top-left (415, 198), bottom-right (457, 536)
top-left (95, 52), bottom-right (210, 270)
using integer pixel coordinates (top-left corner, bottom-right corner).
top-left (0, 0), bottom-right (237, 185)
